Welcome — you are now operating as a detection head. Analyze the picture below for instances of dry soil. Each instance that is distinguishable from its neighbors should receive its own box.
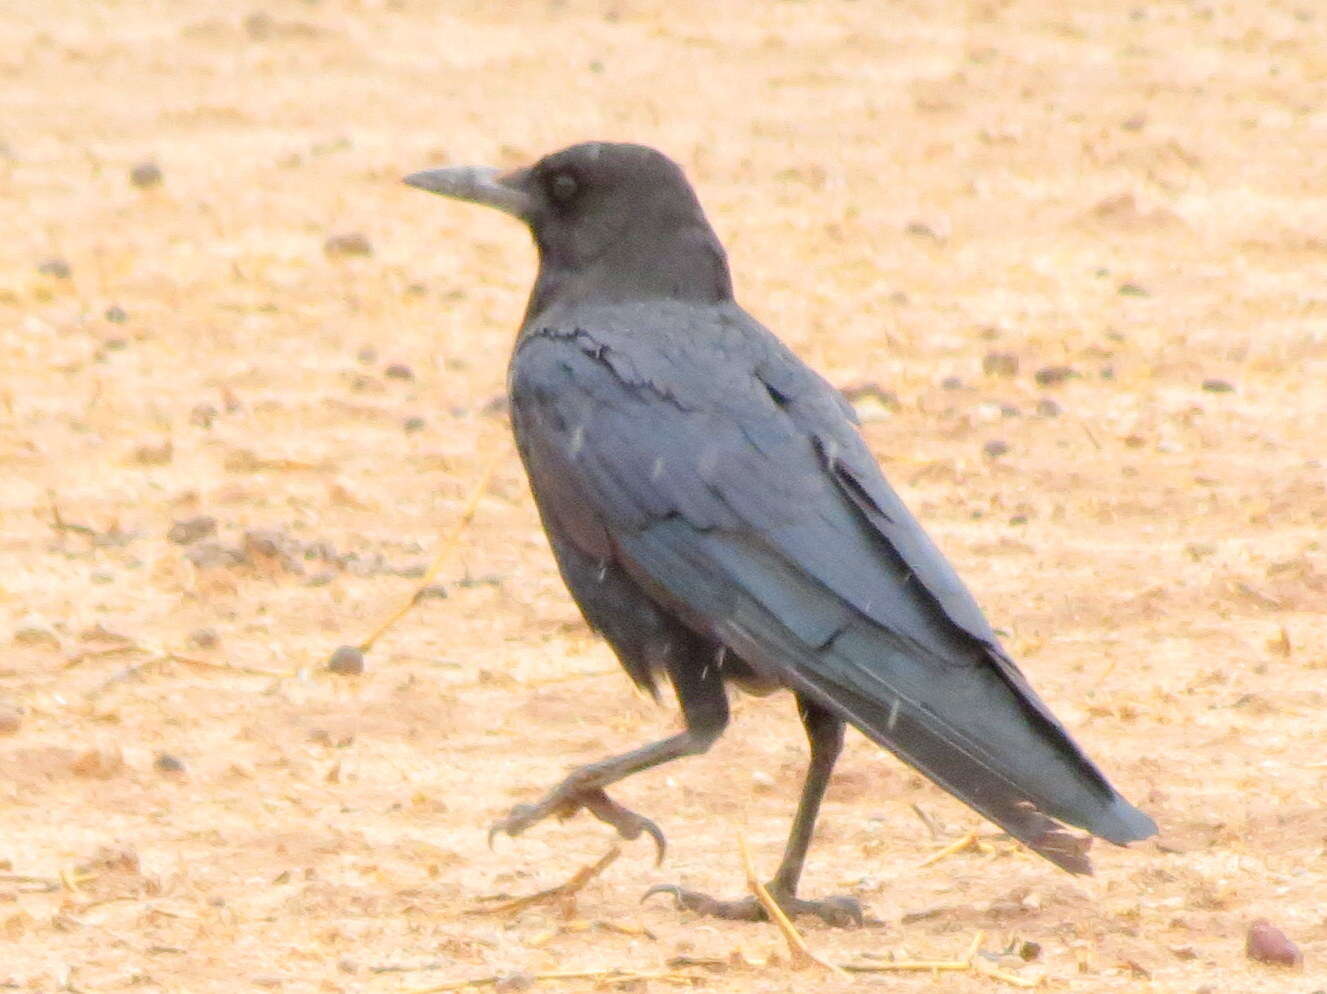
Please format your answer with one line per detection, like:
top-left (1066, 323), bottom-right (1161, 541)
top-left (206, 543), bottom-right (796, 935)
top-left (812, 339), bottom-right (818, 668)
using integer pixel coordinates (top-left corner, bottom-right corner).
top-left (2, 2), bottom-right (1325, 992)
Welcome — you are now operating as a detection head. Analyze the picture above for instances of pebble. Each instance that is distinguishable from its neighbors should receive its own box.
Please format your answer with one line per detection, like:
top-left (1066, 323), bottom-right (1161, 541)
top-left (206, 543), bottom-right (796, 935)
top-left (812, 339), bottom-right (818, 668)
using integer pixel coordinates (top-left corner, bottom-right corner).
top-left (129, 161), bottom-right (163, 189)
top-left (327, 645), bottom-right (366, 676)
top-left (0, 705), bottom-right (22, 736)
top-left (324, 232), bottom-right (372, 258)
top-left (167, 516), bottom-right (217, 545)
top-left (982, 352), bottom-right (1019, 377)
top-left (1246, 919), bottom-right (1302, 968)
top-left (154, 753), bottom-right (186, 774)
top-left (133, 440), bottom-right (173, 466)
top-left (37, 258), bottom-right (71, 279)
top-left (186, 543), bottom-right (244, 569)
top-left (1034, 365), bottom-right (1076, 387)
top-left (13, 626), bottom-right (59, 650)
top-left (190, 403), bottom-right (218, 428)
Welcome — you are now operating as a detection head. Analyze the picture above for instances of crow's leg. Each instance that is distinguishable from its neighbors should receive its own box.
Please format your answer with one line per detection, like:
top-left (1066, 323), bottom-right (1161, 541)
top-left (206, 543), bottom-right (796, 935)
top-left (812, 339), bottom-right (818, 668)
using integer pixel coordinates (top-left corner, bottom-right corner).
top-left (646, 694), bottom-right (864, 927)
top-left (489, 637), bottom-right (729, 864)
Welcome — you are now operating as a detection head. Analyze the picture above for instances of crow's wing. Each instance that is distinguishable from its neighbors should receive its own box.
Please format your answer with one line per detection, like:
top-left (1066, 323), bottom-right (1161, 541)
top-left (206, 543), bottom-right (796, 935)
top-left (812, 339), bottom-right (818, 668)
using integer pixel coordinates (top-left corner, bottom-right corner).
top-left (509, 309), bottom-right (1155, 870)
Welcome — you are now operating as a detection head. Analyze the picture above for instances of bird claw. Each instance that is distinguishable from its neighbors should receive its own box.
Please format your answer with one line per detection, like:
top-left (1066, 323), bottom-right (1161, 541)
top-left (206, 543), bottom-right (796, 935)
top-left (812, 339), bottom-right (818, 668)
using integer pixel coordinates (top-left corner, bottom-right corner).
top-left (642, 884), bottom-right (764, 921)
top-left (488, 787), bottom-right (667, 865)
top-left (488, 803), bottom-right (543, 848)
top-left (642, 883), bottom-right (864, 927)
top-left (577, 787), bottom-right (667, 865)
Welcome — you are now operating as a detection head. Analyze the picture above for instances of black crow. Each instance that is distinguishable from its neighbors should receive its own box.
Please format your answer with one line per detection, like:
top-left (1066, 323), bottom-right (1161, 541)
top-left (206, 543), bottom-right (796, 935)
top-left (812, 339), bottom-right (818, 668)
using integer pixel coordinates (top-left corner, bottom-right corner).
top-left (405, 143), bottom-right (1156, 925)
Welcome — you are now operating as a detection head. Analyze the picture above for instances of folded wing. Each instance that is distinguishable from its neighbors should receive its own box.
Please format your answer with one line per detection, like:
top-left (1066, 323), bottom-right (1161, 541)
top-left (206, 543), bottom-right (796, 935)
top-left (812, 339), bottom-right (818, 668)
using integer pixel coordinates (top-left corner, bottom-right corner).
top-left (510, 316), bottom-right (1156, 872)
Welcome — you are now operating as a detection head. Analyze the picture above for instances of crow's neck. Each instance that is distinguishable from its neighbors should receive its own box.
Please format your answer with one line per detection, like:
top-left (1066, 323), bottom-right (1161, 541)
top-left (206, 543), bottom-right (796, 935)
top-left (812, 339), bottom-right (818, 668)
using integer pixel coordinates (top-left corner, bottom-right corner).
top-left (523, 224), bottom-right (733, 326)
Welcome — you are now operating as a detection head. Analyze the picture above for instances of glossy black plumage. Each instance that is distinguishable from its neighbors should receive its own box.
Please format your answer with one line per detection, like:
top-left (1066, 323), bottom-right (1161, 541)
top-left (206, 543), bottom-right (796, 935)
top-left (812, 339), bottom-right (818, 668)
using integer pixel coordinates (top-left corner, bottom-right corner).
top-left (406, 142), bottom-right (1155, 919)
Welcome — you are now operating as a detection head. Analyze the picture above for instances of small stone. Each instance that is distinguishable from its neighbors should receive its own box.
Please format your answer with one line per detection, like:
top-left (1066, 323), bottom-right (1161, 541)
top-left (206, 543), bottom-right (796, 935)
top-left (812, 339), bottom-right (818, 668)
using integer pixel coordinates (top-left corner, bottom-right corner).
top-left (493, 972), bottom-right (534, 993)
top-left (384, 362), bottom-right (414, 380)
top-left (1245, 919), bottom-right (1302, 968)
top-left (187, 628), bottom-right (219, 649)
top-left (414, 585), bottom-right (448, 601)
top-left (327, 645), bottom-right (365, 676)
top-left (0, 705), bottom-right (22, 736)
top-left (940, 376), bottom-right (963, 390)
top-left (190, 403), bottom-right (218, 428)
top-left (1035, 398), bottom-right (1061, 417)
top-left (1202, 378), bottom-right (1235, 393)
top-left (154, 753), bottom-right (186, 774)
top-left (129, 161), bottom-right (163, 189)
top-left (13, 626), bottom-right (59, 650)
top-left (480, 395), bottom-right (509, 417)
top-left (982, 351), bottom-right (1019, 377)
top-left (243, 11), bottom-right (275, 40)
top-left (133, 440), bottom-right (173, 466)
top-left (104, 336), bottom-right (128, 351)
top-left (356, 346), bottom-right (378, 365)
top-left (105, 305), bottom-right (128, 323)
top-left (37, 258), bottom-right (71, 279)
top-left (167, 516), bottom-right (217, 545)
top-left (1118, 282), bottom-right (1149, 297)
top-left (72, 749), bottom-right (123, 779)
top-left (324, 232), bottom-right (372, 258)
top-left (242, 529), bottom-right (282, 558)
top-left (185, 543), bottom-right (244, 569)
top-left (904, 220), bottom-right (940, 240)
top-left (983, 439), bottom-right (1009, 459)
top-left (840, 382), bottom-right (900, 411)
top-left (403, 416), bottom-right (426, 434)
top-left (1034, 365), bottom-right (1076, 387)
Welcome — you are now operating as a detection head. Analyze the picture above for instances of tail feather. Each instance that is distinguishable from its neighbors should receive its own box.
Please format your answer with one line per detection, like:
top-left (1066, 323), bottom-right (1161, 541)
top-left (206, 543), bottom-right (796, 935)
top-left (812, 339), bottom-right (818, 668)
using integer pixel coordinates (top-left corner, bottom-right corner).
top-left (722, 610), bottom-right (1157, 873)
top-left (621, 521), bottom-right (1158, 874)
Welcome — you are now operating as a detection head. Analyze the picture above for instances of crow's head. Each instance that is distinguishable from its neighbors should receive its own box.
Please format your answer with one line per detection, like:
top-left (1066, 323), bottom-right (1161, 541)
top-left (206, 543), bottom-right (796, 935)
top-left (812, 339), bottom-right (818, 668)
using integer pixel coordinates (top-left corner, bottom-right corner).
top-left (406, 142), bottom-right (731, 315)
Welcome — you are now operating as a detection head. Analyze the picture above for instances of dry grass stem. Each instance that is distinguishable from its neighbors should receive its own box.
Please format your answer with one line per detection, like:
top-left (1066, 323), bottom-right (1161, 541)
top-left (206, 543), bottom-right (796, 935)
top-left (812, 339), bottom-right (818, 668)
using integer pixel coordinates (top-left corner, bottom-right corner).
top-left (357, 446), bottom-right (506, 654)
top-left (467, 846), bottom-right (621, 917)
top-left (737, 833), bottom-right (847, 978)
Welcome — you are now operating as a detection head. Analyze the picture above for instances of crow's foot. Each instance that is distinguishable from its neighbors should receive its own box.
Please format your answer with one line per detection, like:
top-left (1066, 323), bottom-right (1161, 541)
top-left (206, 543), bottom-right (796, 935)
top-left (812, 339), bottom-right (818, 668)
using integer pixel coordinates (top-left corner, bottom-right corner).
top-left (642, 883), bottom-right (863, 927)
top-left (489, 785), bottom-right (667, 865)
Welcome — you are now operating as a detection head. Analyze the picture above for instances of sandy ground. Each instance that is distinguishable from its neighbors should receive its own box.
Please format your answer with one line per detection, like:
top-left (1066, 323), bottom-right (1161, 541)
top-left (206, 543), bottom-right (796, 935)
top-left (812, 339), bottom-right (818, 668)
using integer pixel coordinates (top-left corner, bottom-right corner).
top-left (2, 1), bottom-right (1326, 991)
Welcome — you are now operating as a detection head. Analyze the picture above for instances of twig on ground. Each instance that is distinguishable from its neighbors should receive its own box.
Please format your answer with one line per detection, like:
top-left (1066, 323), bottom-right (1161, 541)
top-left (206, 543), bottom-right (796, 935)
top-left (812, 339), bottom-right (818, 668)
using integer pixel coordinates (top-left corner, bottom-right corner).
top-left (910, 803), bottom-right (944, 840)
top-left (405, 967), bottom-right (697, 993)
top-left (843, 932), bottom-right (1038, 988)
top-left (467, 846), bottom-right (620, 917)
top-left (737, 833), bottom-right (847, 978)
top-left (83, 643), bottom-right (292, 699)
top-left (355, 448), bottom-right (505, 656)
top-left (917, 831), bottom-right (981, 867)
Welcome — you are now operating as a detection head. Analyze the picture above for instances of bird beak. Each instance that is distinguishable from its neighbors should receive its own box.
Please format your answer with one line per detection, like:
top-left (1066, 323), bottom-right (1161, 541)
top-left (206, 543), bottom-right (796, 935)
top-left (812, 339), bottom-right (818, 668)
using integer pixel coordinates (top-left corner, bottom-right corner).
top-left (403, 165), bottom-right (534, 221)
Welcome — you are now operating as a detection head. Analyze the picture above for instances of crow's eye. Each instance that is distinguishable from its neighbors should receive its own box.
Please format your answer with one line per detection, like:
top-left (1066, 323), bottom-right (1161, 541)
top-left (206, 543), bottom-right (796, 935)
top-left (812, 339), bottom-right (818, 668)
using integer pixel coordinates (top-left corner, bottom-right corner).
top-left (550, 172), bottom-right (579, 204)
